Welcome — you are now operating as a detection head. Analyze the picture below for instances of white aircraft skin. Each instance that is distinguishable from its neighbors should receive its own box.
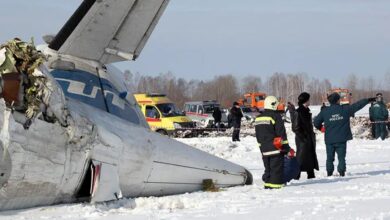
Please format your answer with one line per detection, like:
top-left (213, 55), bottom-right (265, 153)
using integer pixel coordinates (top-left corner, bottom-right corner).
top-left (0, 0), bottom-right (252, 211)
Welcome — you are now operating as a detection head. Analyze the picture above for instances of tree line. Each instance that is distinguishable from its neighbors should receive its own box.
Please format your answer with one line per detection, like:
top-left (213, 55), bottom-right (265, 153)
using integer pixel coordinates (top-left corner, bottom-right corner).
top-left (123, 70), bottom-right (390, 108)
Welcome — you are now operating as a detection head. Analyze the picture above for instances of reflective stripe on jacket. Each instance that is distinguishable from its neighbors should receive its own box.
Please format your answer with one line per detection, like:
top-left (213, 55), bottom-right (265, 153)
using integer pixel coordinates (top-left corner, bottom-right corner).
top-left (255, 110), bottom-right (290, 157)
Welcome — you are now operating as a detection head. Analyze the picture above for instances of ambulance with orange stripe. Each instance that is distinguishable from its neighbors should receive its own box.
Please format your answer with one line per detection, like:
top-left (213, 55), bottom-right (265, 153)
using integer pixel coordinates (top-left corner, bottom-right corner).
top-left (134, 94), bottom-right (195, 136)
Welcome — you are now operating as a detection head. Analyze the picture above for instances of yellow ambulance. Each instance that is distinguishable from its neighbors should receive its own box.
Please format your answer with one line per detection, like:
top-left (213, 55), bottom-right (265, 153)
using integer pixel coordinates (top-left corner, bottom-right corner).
top-left (134, 94), bottom-right (195, 135)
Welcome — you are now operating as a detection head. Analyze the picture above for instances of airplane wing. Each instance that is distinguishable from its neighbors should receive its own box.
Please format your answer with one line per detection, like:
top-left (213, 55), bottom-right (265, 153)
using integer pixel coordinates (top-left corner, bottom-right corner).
top-left (49, 0), bottom-right (169, 64)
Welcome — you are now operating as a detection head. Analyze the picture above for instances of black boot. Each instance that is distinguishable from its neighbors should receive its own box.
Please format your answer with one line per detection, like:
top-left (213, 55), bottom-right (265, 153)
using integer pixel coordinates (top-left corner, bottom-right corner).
top-left (327, 172), bottom-right (333, 177)
top-left (339, 171), bottom-right (345, 177)
top-left (307, 171), bottom-right (315, 179)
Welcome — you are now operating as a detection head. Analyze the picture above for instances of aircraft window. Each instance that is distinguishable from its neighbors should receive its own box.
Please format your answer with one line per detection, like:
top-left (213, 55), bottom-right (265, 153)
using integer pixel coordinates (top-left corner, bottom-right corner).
top-left (146, 106), bottom-right (160, 119)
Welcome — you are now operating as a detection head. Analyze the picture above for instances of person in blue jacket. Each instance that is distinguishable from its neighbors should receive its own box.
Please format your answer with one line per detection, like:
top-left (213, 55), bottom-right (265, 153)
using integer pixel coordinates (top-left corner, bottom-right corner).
top-left (369, 93), bottom-right (389, 140)
top-left (314, 93), bottom-right (376, 177)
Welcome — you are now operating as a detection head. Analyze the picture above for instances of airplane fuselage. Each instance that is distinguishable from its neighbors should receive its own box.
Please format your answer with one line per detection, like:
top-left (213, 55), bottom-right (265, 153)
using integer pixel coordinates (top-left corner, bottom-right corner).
top-left (0, 47), bottom-right (251, 211)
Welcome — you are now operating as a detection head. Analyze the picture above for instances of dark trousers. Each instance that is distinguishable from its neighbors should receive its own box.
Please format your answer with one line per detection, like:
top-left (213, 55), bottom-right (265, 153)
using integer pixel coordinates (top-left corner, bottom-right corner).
top-left (373, 122), bottom-right (388, 140)
top-left (232, 124), bottom-right (241, 141)
top-left (262, 154), bottom-right (284, 188)
top-left (326, 142), bottom-right (347, 174)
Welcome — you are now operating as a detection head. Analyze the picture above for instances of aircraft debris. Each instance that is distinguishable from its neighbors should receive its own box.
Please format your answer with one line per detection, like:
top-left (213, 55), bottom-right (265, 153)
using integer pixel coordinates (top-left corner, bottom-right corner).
top-left (0, 39), bottom-right (67, 129)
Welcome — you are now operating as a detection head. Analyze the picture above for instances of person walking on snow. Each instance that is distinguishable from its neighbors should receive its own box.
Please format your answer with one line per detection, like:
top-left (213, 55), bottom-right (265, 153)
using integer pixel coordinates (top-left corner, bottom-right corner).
top-left (230, 102), bottom-right (243, 142)
top-left (288, 92), bottom-right (319, 179)
top-left (369, 93), bottom-right (389, 140)
top-left (314, 93), bottom-right (376, 177)
top-left (212, 106), bottom-right (222, 129)
top-left (255, 96), bottom-right (295, 189)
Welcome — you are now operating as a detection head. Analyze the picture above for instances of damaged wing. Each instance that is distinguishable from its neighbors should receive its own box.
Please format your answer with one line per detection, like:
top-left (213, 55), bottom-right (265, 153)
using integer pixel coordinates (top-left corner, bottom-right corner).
top-left (49, 0), bottom-right (169, 64)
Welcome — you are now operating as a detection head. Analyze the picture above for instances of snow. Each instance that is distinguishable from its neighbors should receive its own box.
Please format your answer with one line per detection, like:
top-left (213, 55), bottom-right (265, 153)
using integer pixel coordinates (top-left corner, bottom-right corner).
top-left (1, 113), bottom-right (390, 220)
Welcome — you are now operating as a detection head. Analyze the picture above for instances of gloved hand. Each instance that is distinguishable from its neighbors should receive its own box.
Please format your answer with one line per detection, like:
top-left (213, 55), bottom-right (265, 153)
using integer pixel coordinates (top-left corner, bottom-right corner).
top-left (320, 126), bottom-right (325, 133)
top-left (287, 102), bottom-right (295, 113)
top-left (368, 97), bottom-right (376, 103)
top-left (288, 148), bottom-right (295, 158)
top-left (273, 137), bottom-right (283, 150)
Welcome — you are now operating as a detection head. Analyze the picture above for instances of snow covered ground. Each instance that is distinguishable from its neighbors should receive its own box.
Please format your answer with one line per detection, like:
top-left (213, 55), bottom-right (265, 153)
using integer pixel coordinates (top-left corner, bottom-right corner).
top-left (1, 106), bottom-right (390, 220)
top-left (2, 136), bottom-right (390, 219)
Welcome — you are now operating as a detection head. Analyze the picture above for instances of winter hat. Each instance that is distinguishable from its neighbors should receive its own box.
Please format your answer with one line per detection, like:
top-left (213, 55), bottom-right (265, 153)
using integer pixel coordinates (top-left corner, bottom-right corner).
top-left (327, 92), bottom-right (341, 105)
top-left (376, 93), bottom-right (384, 102)
top-left (233, 101), bottom-right (239, 106)
top-left (298, 92), bottom-right (310, 105)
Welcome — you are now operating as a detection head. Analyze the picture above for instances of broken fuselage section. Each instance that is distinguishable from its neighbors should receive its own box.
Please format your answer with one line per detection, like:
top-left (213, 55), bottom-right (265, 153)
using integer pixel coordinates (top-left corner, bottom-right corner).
top-left (0, 0), bottom-right (252, 211)
top-left (0, 45), bottom-right (252, 211)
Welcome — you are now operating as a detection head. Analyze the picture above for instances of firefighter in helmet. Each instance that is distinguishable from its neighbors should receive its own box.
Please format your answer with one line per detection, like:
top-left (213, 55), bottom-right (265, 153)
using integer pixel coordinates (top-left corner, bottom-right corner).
top-left (255, 96), bottom-right (295, 189)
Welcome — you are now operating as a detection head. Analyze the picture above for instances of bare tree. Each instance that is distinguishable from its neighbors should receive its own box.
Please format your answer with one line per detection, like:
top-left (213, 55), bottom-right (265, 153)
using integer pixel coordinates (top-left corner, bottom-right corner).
top-left (241, 76), bottom-right (262, 93)
top-left (123, 69), bottom-right (389, 109)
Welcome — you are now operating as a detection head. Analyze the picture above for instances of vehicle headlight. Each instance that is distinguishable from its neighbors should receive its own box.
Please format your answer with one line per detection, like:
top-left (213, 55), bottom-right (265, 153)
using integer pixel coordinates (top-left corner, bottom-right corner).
top-left (173, 123), bottom-right (182, 129)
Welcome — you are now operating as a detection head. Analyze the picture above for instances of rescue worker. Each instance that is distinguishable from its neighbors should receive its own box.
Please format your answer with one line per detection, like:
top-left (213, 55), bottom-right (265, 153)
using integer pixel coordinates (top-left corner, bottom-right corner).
top-left (314, 93), bottom-right (375, 177)
top-left (288, 92), bottom-right (319, 179)
top-left (255, 96), bottom-right (295, 189)
top-left (369, 93), bottom-right (389, 140)
top-left (212, 106), bottom-right (222, 129)
top-left (230, 102), bottom-right (243, 142)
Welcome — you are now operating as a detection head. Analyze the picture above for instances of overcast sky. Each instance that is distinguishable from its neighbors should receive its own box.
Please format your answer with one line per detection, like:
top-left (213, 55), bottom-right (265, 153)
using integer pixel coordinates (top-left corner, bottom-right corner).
top-left (1, 0), bottom-right (390, 84)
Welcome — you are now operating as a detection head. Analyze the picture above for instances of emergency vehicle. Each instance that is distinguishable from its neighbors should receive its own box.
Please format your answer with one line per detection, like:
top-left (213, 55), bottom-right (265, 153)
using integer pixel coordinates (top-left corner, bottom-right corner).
top-left (238, 92), bottom-right (286, 112)
top-left (134, 94), bottom-right (195, 135)
top-left (324, 88), bottom-right (352, 106)
top-left (184, 100), bottom-right (228, 127)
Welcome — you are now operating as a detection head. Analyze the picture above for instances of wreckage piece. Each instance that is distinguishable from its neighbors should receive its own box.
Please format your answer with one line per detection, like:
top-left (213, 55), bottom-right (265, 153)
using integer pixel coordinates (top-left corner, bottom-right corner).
top-left (0, 39), bottom-right (50, 124)
top-left (0, 0), bottom-right (253, 211)
top-left (0, 67), bottom-right (252, 210)
top-left (49, 0), bottom-right (170, 64)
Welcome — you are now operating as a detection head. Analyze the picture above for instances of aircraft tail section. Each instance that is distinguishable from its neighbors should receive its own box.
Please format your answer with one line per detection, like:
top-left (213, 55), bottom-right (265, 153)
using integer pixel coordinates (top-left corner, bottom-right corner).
top-left (49, 0), bottom-right (170, 64)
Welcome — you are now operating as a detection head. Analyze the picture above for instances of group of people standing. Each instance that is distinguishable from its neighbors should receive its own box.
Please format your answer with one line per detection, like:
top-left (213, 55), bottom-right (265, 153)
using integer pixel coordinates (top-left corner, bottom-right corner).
top-left (212, 102), bottom-right (243, 142)
top-left (255, 92), bottom-right (378, 189)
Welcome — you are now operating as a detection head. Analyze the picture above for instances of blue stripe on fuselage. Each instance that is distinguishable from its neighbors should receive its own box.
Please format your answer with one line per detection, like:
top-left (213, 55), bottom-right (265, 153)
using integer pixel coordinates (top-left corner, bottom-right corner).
top-left (51, 69), bottom-right (140, 125)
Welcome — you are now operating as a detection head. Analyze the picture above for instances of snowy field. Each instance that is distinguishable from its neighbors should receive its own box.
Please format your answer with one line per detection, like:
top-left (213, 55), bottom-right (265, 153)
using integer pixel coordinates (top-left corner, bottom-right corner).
top-left (1, 107), bottom-right (390, 220)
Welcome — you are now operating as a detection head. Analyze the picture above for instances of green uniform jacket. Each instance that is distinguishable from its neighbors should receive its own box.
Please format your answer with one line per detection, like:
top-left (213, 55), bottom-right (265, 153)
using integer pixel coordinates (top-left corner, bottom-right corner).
top-left (369, 101), bottom-right (389, 121)
top-left (314, 99), bottom-right (369, 144)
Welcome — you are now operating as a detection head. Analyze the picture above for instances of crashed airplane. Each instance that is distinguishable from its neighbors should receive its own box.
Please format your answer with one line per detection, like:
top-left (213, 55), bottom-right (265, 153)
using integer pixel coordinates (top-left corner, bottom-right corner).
top-left (0, 0), bottom-right (252, 211)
